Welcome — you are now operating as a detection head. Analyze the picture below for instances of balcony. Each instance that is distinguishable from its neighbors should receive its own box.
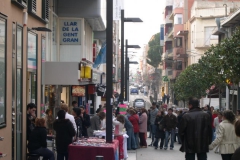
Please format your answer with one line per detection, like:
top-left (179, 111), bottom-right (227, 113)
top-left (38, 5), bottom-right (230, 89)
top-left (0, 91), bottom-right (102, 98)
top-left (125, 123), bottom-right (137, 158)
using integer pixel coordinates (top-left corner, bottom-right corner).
top-left (165, 0), bottom-right (173, 7)
top-left (173, 48), bottom-right (184, 59)
top-left (164, 35), bottom-right (173, 42)
top-left (166, 49), bottom-right (173, 58)
top-left (194, 38), bottom-right (218, 49)
top-left (191, 7), bottom-right (227, 19)
top-left (168, 29), bottom-right (174, 38)
top-left (165, 15), bottom-right (173, 24)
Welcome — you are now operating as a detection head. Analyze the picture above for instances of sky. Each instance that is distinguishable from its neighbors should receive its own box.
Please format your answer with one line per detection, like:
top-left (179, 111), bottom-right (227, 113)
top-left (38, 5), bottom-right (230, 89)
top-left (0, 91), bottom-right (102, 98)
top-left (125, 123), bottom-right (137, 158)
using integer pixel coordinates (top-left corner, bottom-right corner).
top-left (122, 0), bottom-right (165, 67)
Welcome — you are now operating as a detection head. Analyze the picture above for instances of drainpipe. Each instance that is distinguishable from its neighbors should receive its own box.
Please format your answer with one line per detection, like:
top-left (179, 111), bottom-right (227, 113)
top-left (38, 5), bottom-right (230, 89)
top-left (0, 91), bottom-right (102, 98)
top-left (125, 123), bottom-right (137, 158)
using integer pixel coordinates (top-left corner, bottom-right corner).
top-left (223, 4), bottom-right (227, 17)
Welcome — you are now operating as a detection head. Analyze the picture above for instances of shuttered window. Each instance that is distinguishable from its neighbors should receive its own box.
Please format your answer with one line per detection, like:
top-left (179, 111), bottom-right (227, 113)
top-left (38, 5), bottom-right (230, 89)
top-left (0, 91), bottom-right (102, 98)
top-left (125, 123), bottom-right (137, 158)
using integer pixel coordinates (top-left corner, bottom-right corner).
top-left (42, 0), bottom-right (49, 21)
top-left (11, 0), bottom-right (27, 8)
top-left (28, 0), bottom-right (37, 14)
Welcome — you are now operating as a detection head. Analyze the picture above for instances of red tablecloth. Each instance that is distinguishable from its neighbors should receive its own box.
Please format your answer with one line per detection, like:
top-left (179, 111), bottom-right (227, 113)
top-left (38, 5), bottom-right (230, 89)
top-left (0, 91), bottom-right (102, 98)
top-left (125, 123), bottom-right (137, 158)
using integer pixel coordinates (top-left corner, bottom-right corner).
top-left (68, 140), bottom-right (119, 160)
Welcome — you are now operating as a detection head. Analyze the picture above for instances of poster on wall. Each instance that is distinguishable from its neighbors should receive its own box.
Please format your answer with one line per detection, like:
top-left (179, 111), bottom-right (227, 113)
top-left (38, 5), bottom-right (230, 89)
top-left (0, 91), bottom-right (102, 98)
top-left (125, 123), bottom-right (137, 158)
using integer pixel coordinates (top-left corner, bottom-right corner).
top-left (28, 32), bottom-right (37, 69)
top-left (60, 19), bottom-right (81, 45)
top-left (72, 85), bottom-right (85, 97)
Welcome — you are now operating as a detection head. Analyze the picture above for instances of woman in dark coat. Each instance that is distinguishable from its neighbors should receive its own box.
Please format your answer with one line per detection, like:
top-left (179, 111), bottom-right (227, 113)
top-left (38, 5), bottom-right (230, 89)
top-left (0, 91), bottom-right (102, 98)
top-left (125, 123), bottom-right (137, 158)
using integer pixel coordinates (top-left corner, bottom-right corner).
top-left (72, 107), bottom-right (83, 138)
top-left (28, 118), bottom-right (55, 160)
top-left (53, 110), bottom-right (76, 160)
top-left (153, 110), bottom-right (165, 149)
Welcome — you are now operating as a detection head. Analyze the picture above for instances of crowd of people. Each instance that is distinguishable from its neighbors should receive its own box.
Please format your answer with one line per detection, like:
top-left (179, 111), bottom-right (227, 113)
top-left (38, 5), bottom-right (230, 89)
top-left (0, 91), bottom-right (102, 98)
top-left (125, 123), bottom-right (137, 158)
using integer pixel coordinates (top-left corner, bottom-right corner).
top-left (26, 98), bottom-right (240, 160)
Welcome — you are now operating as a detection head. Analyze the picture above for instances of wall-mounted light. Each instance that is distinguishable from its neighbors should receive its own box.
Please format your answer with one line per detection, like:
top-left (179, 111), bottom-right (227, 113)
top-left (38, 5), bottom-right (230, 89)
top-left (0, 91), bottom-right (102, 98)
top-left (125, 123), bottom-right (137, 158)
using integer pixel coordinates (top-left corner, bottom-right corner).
top-left (32, 27), bottom-right (52, 32)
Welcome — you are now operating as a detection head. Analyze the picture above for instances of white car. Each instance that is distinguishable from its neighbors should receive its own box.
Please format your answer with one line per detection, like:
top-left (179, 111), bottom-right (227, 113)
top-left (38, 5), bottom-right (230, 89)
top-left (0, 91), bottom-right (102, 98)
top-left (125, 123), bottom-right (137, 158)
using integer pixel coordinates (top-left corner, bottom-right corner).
top-left (133, 99), bottom-right (146, 108)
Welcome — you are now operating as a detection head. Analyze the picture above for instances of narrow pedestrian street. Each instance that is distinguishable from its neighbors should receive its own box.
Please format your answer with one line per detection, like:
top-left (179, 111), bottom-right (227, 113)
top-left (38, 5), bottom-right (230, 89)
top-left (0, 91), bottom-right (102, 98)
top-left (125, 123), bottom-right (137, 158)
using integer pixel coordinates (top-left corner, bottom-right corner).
top-left (128, 93), bottom-right (221, 160)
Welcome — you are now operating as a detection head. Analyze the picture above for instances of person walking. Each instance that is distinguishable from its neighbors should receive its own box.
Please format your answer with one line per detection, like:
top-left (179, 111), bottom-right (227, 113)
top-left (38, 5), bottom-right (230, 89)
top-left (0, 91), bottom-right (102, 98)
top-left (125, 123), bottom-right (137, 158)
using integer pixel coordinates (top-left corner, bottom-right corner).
top-left (232, 118), bottom-right (240, 160)
top-left (212, 110), bottom-right (218, 141)
top-left (179, 97), bottom-right (212, 160)
top-left (153, 110), bottom-right (165, 149)
top-left (213, 111), bottom-right (223, 132)
top-left (113, 115), bottom-right (125, 159)
top-left (53, 110), bottom-right (76, 160)
top-left (139, 108), bottom-right (148, 148)
top-left (125, 110), bottom-right (136, 150)
top-left (163, 108), bottom-right (177, 150)
top-left (148, 102), bottom-right (158, 146)
top-left (209, 110), bottom-right (240, 160)
top-left (128, 109), bottom-right (140, 148)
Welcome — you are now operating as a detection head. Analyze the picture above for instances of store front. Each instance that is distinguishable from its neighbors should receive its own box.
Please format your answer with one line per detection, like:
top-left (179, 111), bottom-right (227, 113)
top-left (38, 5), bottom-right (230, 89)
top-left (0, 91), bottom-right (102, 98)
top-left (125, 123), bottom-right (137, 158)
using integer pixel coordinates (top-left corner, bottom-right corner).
top-left (42, 62), bottom-right (102, 117)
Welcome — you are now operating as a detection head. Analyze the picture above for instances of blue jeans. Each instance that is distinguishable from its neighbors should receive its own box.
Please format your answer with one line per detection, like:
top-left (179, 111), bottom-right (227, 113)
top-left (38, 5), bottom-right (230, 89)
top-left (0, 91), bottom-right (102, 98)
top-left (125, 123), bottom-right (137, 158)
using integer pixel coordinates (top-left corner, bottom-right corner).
top-left (127, 128), bottom-right (137, 150)
top-left (57, 152), bottom-right (68, 160)
top-left (164, 129), bottom-right (175, 148)
top-left (150, 124), bottom-right (156, 143)
top-left (31, 147), bottom-right (55, 160)
top-left (134, 133), bottom-right (140, 148)
top-left (212, 128), bottom-right (216, 141)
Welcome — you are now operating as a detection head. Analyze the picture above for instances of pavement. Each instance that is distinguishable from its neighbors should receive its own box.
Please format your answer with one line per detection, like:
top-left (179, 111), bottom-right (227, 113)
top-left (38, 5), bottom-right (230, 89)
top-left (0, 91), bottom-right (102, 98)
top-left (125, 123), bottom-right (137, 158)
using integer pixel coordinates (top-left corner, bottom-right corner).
top-left (127, 93), bottom-right (221, 160)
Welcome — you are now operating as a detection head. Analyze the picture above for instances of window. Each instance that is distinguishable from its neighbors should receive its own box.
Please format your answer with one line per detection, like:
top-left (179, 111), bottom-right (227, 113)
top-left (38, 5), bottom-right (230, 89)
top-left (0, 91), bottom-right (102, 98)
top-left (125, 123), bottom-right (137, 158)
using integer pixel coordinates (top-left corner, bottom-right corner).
top-left (174, 37), bottom-right (182, 47)
top-left (28, 0), bottom-right (37, 14)
top-left (0, 16), bottom-right (6, 128)
top-left (205, 27), bottom-right (218, 45)
top-left (42, 0), bottom-right (50, 21)
top-left (176, 61), bottom-right (182, 70)
top-left (11, 0), bottom-right (27, 8)
top-left (174, 14), bottom-right (183, 24)
top-left (16, 25), bottom-right (23, 158)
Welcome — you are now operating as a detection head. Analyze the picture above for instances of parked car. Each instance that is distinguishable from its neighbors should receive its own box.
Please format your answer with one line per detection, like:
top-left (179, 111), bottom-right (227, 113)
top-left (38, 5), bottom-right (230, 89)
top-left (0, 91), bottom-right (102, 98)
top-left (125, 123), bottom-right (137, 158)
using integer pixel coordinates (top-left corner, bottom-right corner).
top-left (130, 88), bottom-right (139, 95)
top-left (133, 99), bottom-right (146, 108)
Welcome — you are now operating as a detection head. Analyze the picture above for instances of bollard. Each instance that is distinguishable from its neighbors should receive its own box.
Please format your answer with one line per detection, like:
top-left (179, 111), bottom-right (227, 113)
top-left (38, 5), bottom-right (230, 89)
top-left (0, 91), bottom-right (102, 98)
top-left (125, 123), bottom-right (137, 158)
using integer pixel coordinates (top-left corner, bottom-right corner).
top-left (95, 155), bottom-right (104, 160)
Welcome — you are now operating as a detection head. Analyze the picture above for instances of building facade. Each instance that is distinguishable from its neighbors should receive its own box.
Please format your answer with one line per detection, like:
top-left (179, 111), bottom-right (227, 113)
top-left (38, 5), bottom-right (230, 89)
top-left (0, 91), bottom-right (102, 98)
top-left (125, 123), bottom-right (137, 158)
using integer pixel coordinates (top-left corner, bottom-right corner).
top-left (0, 0), bottom-right (48, 159)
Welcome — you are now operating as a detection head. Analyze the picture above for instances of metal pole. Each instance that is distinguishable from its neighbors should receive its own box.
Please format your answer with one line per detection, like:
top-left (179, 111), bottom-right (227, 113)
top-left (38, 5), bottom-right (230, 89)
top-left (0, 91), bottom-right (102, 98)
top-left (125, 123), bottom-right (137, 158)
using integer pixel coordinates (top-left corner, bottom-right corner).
top-left (120, 10), bottom-right (124, 103)
top-left (125, 39), bottom-right (128, 101)
top-left (106, 0), bottom-right (113, 143)
top-left (127, 57), bottom-right (129, 102)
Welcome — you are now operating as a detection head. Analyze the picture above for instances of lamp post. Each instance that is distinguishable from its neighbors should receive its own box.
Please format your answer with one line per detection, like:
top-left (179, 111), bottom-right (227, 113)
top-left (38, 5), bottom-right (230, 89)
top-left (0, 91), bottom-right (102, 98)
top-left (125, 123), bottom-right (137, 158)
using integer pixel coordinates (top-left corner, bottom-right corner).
top-left (120, 10), bottom-right (142, 103)
top-left (125, 39), bottom-right (141, 101)
top-left (106, 0), bottom-right (113, 143)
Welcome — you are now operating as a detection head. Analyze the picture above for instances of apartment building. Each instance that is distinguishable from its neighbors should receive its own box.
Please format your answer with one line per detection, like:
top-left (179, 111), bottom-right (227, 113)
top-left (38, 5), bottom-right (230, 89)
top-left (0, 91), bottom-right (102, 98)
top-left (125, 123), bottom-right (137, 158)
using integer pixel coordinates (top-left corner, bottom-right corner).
top-left (0, 0), bottom-right (49, 159)
top-left (161, 0), bottom-right (240, 105)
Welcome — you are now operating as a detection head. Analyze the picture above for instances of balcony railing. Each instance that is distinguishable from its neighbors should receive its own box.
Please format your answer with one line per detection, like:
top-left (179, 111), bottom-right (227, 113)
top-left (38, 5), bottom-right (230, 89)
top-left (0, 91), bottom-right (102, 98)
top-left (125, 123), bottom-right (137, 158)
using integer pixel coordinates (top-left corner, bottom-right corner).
top-left (194, 38), bottom-right (218, 48)
top-left (165, 15), bottom-right (173, 24)
top-left (166, 48), bottom-right (173, 54)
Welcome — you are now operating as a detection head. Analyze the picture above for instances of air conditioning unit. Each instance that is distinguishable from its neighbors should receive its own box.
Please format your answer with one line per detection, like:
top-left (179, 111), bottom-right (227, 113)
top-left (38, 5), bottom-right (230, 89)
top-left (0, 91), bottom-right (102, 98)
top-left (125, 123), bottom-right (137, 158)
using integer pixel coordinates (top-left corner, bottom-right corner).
top-left (28, 0), bottom-right (37, 14)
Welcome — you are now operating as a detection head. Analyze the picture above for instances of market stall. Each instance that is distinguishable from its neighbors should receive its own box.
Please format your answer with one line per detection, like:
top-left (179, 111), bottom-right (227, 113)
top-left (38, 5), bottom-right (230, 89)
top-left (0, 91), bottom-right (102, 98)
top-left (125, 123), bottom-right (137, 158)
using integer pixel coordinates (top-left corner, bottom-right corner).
top-left (68, 138), bottom-right (119, 160)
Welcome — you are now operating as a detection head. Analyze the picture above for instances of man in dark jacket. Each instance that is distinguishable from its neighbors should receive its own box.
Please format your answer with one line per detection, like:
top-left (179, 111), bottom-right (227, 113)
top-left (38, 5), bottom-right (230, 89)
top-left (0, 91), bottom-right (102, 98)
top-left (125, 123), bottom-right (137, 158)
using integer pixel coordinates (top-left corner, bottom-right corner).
top-left (80, 106), bottom-right (91, 137)
top-left (53, 110), bottom-right (76, 160)
top-left (163, 108), bottom-right (177, 150)
top-left (27, 103), bottom-right (37, 141)
top-left (179, 97), bottom-right (212, 160)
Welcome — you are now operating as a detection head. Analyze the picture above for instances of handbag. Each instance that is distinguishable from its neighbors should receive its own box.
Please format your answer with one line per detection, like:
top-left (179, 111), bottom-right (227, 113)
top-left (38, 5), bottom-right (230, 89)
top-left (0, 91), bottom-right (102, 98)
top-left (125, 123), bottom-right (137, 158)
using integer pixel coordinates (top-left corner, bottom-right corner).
top-left (158, 118), bottom-right (164, 130)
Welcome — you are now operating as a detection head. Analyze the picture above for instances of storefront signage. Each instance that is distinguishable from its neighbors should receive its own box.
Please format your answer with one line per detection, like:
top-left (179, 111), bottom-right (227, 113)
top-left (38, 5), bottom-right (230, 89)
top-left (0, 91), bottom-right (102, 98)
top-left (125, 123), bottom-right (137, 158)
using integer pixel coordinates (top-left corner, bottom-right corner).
top-left (71, 85), bottom-right (85, 97)
top-left (60, 19), bottom-right (81, 45)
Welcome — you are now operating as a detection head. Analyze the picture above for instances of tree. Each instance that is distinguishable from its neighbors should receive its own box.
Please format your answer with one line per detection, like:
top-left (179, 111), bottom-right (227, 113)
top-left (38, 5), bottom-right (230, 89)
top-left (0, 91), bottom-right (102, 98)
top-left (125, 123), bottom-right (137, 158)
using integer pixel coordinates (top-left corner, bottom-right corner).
top-left (147, 33), bottom-right (162, 68)
top-left (173, 63), bottom-right (210, 101)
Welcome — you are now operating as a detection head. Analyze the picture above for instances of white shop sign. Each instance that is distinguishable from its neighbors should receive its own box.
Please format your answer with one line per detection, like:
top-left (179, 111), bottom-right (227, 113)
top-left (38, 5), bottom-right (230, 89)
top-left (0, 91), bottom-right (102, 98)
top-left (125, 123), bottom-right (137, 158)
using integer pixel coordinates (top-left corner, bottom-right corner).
top-left (60, 19), bottom-right (81, 45)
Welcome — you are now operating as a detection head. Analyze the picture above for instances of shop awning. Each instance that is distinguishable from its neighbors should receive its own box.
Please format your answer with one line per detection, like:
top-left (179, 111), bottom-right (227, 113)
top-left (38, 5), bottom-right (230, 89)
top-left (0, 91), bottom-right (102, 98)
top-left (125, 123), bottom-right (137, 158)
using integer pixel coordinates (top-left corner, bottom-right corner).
top-left (42, 62), bottom-right (81, 85)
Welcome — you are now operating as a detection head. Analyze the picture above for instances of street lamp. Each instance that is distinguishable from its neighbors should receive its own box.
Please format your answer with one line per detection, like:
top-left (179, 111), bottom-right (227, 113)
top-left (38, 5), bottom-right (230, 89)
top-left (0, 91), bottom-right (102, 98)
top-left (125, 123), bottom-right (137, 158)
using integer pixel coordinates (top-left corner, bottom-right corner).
top-left (126, 60), bottom-right (139, 101)
top-left (106, 0), bottom-right (113, 143)
top-left (120, 10), bottom-right (143, 103)
top-left (125, 40), bottom-right (141, 101)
